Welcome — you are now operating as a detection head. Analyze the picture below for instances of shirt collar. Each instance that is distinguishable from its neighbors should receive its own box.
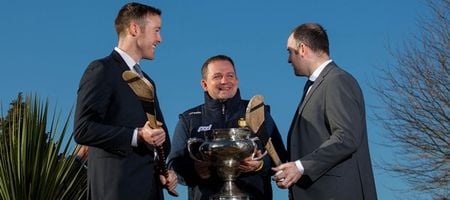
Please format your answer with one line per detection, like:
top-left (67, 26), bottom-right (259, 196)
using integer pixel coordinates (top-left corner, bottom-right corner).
top-left (309, 59), bottom-right (332, 81)
top-left (114, 47), bottom-right (138, 70)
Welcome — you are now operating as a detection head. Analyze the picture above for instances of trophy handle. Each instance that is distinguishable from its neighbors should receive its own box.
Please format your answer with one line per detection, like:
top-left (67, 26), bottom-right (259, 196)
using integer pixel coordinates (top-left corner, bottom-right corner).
top-left (187, 138), bottom-right (206, 162)
top-left (249, 137), bottom-right (268, 160)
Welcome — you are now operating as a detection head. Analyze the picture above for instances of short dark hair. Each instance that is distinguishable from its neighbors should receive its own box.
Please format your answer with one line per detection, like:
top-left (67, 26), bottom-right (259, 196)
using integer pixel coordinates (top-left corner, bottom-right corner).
top-left (292, 23), bottom-right (329, 55)
top-left (115, 2), bottom-right (161, 37)
top-left (201, 55), bottom-right (236, 79)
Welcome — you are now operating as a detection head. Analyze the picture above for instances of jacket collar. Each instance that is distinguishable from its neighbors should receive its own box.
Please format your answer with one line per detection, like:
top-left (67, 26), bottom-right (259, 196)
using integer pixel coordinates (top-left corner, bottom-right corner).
top-left (314, 61), bottom-right (336, 84)
top-left (110, 50), bottom-right (130, 72)
top-left (298, 62), bottom-right (337, 112)
top-left (204, 89), bottom-right (242, 111)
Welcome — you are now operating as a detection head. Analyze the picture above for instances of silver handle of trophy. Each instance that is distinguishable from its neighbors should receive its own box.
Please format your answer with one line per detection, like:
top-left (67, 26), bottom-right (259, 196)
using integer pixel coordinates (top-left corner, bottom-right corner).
top-left (249, 137), bottom-right (268, 161)
top-left (187, 138), bottom-right (206, 162)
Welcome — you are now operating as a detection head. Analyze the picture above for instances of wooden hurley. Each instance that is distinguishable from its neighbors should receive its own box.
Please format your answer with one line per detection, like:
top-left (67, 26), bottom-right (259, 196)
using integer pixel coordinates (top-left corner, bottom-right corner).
top-left (122, 70), bottom-right (178, 197)
top-left (245, 95), bottom-right (282, 166)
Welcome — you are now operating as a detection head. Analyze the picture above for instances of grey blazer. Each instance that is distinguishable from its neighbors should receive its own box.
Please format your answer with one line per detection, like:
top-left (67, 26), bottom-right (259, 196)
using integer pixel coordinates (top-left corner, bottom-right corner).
top-left (74, 51), bottom-right (170, 200)
top-left (287, 62), bottom-right (377, 200)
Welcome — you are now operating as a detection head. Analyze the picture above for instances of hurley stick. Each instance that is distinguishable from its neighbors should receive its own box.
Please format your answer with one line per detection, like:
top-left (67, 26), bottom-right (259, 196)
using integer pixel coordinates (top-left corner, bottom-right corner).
top-left (245, 95), bottom-right (282, 166)
top-left (122, 70), bottom-right (178, 197)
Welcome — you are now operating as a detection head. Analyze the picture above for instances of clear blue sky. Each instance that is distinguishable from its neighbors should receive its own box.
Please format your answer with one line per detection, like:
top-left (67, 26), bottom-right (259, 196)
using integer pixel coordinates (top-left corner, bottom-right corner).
top-left (0, 1), bottom-right (429, 199)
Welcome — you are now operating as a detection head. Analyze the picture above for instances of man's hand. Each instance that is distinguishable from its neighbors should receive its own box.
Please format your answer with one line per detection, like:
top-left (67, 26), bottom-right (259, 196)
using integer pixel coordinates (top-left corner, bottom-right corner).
top-left (76, 145), bottom-right (89, 161)
top-left (272, 162), bottom-right (302, 189)
top-left (239, 150), bottom-right (263, 173)
top-left (194, 161), bottom-right (211, 179)
top-left (138, 121), bottom-right (166, 146)
top-left (159, 170), bottom-right (177, 192)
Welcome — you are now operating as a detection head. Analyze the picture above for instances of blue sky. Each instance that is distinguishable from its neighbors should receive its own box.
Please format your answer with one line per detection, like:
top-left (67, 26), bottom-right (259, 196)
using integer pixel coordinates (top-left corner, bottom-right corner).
top-left (0, 0), bottom-right (430, 199)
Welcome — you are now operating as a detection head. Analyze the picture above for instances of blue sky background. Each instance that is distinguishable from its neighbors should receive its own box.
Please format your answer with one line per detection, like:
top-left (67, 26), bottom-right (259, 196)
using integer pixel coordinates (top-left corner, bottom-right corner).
top-left (0, 1), bottom-right (431, 199)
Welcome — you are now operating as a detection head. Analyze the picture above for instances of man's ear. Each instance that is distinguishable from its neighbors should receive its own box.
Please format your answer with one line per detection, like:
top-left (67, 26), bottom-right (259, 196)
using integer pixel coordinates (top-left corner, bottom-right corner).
top-left (201, 79), bottom-right (208, 91)
top-left (299, 43), bottom-right (308, 56)
top-left (128, 21), bottom-right (139, 37)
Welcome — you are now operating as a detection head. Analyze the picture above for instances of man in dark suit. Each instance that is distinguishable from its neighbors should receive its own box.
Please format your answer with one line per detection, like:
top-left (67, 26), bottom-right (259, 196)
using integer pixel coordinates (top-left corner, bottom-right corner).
top-left (74, 3), bottom-right (177, 200)
top-left (272, 23), bottom-right (377, 200)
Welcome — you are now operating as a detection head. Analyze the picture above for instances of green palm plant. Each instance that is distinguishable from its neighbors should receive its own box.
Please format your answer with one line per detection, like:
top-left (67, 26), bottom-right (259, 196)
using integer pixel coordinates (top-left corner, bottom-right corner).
top-left (0, 94), bottom-right (87, 200)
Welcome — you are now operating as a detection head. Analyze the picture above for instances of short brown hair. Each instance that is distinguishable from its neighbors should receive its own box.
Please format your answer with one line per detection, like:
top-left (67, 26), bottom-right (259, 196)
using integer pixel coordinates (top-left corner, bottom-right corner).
top-left (292, 23), bottom-right (329, 55)
top-left (201, 55), bottom-right (236, 79)
top-left (114, 2), bottom-right (161, 37)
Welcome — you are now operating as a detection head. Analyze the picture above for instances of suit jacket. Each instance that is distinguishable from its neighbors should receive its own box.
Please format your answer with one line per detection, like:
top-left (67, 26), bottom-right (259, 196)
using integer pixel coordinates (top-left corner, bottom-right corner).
top-left (74, 51), bottom-right (170, 200)
top-left (287, 62), bottom-right (377, 200)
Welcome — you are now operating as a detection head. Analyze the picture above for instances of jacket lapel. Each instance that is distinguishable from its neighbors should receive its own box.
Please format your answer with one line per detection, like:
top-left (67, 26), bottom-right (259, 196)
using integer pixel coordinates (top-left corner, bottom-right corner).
top-left (298, 62), bottom-right (336, 115)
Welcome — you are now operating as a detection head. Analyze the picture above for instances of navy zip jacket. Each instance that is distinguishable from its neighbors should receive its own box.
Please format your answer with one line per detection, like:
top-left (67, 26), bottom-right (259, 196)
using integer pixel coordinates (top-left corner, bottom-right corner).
top-left (168, 90), bottom-right (286, 200)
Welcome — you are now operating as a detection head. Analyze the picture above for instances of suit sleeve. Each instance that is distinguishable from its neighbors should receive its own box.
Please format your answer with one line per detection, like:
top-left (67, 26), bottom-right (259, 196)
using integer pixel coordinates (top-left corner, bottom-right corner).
top-left (73, 61), bottom-right (134, 155)
top-left (301, 74), bottom-right (365, 181)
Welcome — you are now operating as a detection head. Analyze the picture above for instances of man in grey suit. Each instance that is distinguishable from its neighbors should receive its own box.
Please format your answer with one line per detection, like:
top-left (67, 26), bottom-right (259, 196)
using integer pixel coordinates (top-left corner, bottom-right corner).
top-left (74, 3), bottom-right (177, 200)
top-left (272, 23), bottom-right (377, 200)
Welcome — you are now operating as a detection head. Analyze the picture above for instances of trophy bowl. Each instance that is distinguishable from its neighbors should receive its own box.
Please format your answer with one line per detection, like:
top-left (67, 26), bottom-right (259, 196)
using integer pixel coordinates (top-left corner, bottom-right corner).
top-left (187, 128), bottom-right (259, 200)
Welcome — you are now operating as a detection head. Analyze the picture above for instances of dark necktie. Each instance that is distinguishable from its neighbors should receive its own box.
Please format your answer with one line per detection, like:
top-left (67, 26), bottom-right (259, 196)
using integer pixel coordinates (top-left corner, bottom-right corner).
top-left (134, 64), bottom-right (143, 77)
top-left (300, 79), bottom-right (314, 104)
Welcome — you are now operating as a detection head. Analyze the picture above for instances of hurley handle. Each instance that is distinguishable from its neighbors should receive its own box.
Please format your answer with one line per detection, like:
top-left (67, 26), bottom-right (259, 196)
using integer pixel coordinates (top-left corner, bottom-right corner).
top-left (264, 138), bottom-right (282, 166)
top-left (122, 70), bottom-right (178, 197)
top-left (146, 113), bottom-right (178, 197)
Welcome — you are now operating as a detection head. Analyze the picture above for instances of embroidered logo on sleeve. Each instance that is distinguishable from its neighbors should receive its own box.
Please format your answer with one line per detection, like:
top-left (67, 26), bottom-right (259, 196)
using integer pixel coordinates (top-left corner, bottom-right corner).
top-left (197, 124), bottom-right (212, 132)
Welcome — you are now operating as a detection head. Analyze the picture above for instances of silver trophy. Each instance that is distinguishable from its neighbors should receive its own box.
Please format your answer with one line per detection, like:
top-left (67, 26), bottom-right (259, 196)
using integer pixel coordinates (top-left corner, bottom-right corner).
top-left (187, 128), bottom-right (264, 200)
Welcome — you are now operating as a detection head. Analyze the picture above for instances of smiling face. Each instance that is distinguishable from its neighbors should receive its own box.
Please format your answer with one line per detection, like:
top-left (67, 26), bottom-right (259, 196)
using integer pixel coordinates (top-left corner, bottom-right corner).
top-left (136, 14), bottom-right (162, 60)
top-left (201, 59), bottom-right (239, 101)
